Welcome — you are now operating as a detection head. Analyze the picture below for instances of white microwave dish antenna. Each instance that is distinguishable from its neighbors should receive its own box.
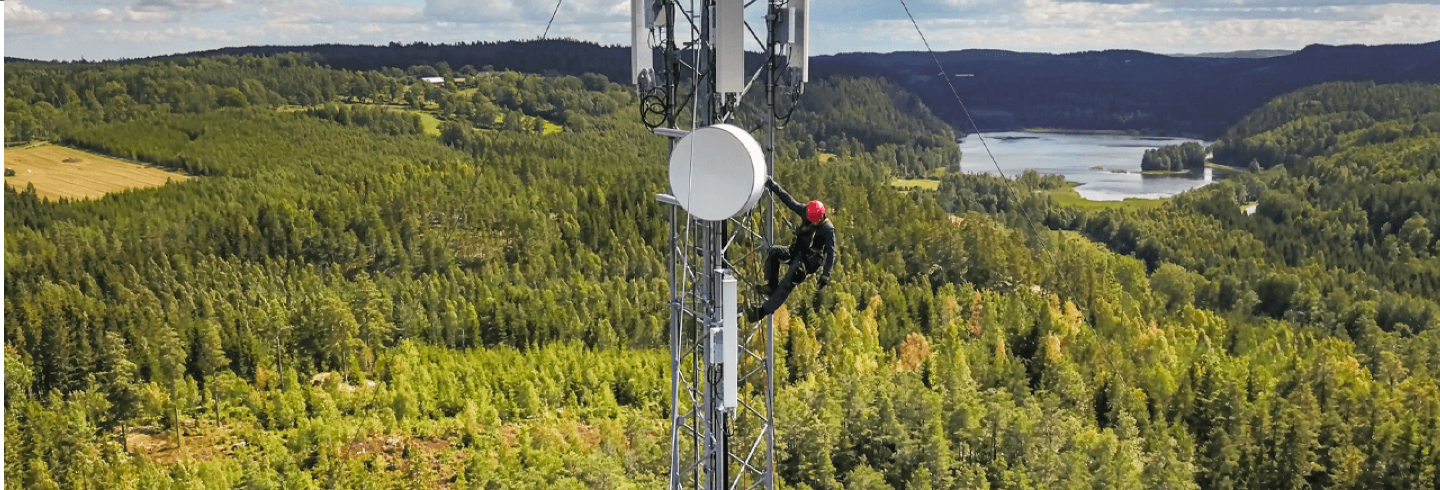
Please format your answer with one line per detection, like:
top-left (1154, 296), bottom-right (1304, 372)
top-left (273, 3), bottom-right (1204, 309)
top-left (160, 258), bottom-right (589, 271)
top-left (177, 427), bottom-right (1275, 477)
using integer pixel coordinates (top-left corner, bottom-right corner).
top-left (668, 124), bottom-right (766, 221)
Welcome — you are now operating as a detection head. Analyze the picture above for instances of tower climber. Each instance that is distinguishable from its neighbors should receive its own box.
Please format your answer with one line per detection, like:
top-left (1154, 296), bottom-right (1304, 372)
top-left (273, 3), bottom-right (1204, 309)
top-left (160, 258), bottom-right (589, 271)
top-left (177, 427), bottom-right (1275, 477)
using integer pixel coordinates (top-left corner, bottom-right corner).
top-left (749, 177), bottom-right (837, 319)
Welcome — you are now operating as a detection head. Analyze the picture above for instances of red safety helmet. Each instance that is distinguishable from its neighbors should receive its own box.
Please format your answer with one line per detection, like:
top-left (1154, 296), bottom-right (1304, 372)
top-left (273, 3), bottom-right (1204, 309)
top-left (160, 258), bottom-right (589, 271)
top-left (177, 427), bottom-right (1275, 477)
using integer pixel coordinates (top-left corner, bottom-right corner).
top-left (806, 200), bottom-right (826, 223)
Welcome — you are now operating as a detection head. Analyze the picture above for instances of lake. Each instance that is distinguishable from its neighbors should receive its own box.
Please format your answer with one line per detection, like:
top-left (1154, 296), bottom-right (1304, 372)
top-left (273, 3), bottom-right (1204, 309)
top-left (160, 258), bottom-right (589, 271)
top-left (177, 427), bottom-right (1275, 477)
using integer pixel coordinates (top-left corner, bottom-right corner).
top-left (958, 132), bottom-right (1213, 201)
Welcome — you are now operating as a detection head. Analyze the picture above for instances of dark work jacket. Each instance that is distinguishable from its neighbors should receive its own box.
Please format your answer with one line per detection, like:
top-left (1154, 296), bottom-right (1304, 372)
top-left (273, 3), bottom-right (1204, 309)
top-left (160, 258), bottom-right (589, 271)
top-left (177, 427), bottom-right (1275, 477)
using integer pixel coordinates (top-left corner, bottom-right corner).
top-left (768, 180), bottom-right (837, 277)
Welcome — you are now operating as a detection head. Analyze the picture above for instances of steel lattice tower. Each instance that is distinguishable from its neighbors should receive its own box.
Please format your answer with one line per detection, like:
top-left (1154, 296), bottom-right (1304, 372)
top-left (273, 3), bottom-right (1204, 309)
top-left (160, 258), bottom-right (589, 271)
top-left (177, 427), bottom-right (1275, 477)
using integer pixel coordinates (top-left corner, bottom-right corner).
top-left (632, 1), bottom-right (809, 490)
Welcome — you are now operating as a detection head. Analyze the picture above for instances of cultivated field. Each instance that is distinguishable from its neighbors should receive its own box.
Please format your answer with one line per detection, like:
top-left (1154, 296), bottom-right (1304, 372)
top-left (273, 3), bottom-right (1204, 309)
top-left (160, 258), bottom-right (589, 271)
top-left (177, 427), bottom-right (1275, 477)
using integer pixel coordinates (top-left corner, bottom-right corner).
top-left (891, 178), bottom-right (941, 190)
top-left (4, 144), bottom-right (190, 200)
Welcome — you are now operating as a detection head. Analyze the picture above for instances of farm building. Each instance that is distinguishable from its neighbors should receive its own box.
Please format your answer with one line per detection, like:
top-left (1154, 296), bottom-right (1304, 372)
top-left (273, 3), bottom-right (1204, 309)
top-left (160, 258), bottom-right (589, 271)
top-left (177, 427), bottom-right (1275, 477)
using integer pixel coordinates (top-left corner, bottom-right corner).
top-left (421, 77), bottom-right (467, 86)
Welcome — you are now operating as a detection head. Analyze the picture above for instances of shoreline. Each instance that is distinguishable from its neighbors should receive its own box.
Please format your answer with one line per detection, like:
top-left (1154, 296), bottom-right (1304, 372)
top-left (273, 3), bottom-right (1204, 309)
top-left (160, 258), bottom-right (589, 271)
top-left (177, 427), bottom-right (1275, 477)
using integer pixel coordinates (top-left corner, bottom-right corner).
top-left (1024, 128), bottom-right (1146, 136)
top-left (956, 131), bottom-right (1219, 204)
top-left (961, 128), bottom-right (1212, 139)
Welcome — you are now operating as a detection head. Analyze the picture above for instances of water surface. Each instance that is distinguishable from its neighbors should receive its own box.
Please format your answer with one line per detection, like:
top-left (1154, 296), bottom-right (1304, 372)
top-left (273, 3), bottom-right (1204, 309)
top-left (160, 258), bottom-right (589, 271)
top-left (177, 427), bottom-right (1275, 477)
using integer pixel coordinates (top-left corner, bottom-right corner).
top-left (959, 132), bottom-right (1213, 201)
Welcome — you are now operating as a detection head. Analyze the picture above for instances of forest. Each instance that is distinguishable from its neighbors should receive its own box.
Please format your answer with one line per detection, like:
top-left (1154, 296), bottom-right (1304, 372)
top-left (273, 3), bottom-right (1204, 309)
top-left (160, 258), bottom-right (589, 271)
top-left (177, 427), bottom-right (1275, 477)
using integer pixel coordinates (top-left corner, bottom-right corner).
top-left (5, 54), bottom-right (1440, 490)
top-left (814, 41), bottom-right (1440, 136)
top-left (13, 38), bottom-right (1440, 138)
top-left (1140, 142), bottom-right (1206, 173)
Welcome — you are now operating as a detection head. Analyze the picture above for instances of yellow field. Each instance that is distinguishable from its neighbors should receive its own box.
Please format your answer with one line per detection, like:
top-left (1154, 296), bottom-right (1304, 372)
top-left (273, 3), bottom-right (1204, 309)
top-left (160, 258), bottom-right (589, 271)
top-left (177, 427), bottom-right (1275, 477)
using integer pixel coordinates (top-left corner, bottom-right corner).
top-left (4, 144), bottom-right (190, 200)
top-left (892, 178), bottom-right (941, 190)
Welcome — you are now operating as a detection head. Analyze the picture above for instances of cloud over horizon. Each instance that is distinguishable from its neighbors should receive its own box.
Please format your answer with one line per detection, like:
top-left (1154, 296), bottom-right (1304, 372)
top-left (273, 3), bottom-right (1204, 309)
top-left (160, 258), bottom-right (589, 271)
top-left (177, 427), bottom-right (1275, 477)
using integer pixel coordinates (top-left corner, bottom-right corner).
top-left (5, 0), bottom-right (1439, 61)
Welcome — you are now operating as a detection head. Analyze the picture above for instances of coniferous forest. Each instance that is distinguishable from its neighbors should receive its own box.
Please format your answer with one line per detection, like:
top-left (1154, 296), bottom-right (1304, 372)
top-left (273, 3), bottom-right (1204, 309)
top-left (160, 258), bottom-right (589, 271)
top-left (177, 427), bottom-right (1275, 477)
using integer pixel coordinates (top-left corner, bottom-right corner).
top-left (74, 38), bottom-right (1440, 137)
top-left (5, 54), bottom-right (1440, 490)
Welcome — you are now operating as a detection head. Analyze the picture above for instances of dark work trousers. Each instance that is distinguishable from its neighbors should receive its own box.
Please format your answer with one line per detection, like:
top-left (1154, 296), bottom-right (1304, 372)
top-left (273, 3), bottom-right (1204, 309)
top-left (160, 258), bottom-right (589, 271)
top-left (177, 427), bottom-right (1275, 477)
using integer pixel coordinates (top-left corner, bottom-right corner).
top-left (760, 245), bottom-right (808, 315)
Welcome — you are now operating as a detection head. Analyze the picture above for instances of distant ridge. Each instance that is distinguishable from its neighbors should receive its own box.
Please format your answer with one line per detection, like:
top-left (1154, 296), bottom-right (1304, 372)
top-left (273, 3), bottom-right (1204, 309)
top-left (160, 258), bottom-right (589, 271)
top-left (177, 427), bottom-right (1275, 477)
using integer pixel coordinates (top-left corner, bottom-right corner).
top-left (812, 40), bottom-right (1440, 136)
top-left (1183, 49), bottom-right (1295, 59)
top-left (161, 39), bottom-right (632, 82)
top-left (15, 39), bottom-right (1436, 137)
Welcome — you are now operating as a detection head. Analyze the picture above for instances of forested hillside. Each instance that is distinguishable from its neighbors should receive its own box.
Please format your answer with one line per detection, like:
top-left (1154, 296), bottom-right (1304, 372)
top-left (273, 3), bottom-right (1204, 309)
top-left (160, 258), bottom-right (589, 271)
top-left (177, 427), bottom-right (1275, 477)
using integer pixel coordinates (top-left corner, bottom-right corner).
top-left (1103, 82), bottom-right (1440, 341)
top-left (936, 81), bottom-right (1440, 487)
top-left (1211, 82), bottom-right (1440, 169)
top-left (15, 38), bottom-right (1440, 138)
top-left (5, 40), bottom-right (631, 83)
top-left (759, 75), bottom-right (961, 178)
top-left (6, 57), bottom-right (1440, 490)
top-left (815, 41), bottom-right (1440, 135)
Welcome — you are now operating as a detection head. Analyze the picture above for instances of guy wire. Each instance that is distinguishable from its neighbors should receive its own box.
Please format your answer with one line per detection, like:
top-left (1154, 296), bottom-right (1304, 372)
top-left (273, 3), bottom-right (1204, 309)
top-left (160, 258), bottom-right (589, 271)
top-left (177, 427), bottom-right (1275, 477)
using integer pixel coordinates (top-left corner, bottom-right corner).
top-left (541, 0), bottom-right (565, 39)
top-left (895, 0), bottom-right (1126, 377)
top-left (894, 0), bottom-right (1057, 255)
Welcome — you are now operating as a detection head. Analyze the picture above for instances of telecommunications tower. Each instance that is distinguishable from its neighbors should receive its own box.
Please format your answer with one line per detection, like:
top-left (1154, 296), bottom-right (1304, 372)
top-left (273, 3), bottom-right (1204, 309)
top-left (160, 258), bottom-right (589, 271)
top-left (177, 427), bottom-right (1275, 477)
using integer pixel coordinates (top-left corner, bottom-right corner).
top-left (631, 0), bottom-right (810, 489)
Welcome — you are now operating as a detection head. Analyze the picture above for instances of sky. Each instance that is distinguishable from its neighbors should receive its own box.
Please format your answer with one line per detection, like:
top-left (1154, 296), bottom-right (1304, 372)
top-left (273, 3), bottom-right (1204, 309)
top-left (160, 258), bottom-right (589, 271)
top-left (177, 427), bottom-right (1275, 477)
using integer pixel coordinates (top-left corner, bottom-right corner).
top-left (4, 0), bottom-right (1440, 61)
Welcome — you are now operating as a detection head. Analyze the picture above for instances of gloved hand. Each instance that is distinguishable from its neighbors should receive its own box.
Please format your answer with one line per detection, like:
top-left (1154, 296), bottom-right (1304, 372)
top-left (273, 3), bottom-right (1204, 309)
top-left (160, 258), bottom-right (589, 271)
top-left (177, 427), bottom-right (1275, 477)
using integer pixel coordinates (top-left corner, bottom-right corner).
top-left (817, 275), bottom-right (830, 289)
top-left (765, 177), bottom-right (778, 192)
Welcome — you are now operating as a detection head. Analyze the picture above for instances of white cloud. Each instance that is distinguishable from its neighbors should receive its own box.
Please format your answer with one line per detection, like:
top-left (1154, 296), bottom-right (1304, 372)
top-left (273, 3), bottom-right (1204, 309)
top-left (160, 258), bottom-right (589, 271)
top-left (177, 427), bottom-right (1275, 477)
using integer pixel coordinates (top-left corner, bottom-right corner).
top-left (93, 8), bottom-right (122, 22)
top-left (1022, 0), bottom-right (1150, 25)
top-left (135, 0), bottom-right (238, 12)
top-left (99, 27), bottom-right (232, 42)
top-left (98, 29), bottom-right (173, 42)
top-left (6, 0), bottom-right (53, 24)
top-left (422, 0), bottom-right (628, 24)
top-left (6, 0), bottom-right (1440, 61)
top-left (367, 4), bottom-right (427, 20)
top-left (424, 0), bottom-right (525, 22)
top-left (5, 0), bottom-right (71, 34)
top-left (125, 6), bottom-right (178, 22)
top-left (260, 1), bottom-right (424, 29)
top-left (839, 2), bottom-right (1440, 54)
top-left (265, 13), bottom-right (327, 36)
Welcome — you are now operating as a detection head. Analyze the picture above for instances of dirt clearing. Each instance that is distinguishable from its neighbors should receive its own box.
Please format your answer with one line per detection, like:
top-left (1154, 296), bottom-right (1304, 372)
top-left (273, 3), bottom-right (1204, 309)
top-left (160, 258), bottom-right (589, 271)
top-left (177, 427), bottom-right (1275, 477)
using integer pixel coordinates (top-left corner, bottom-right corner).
top-left (4, 144), bottom-right (190, 200)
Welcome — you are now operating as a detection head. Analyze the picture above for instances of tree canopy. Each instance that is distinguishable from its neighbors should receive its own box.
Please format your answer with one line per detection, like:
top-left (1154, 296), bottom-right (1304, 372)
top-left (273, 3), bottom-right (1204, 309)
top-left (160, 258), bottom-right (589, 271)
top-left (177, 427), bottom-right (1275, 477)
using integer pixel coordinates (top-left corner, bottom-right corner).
top-left (6, 56), bottom-right (1439, 490)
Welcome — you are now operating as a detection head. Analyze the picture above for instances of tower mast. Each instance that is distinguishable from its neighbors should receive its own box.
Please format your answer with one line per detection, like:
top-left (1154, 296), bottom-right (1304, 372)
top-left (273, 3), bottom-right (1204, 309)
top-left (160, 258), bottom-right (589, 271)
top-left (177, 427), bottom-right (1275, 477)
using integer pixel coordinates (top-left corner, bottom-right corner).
top-left (633, 1), bottom-right (809, 490)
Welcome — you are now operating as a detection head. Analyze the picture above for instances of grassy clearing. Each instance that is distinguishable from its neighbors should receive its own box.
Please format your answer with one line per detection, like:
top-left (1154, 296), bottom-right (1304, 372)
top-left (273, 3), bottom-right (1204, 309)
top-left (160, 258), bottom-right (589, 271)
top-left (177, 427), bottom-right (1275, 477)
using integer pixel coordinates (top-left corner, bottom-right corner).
top-left (373, 105), bottom-right (446, 137)
top-left (494, 114), bottom-right (563, 135)
top-left (818, 153), bottom-right (838, 163)
top-left (1046, 183), bottom-right (1166, 211)
top-left (352, 104), bottom-right (444, 136)
top-left (409, 110), bottom-right (444, 137)
top-left (892, 178), bottom-right (941, 191)
top-left (4, 144), bottom-right (190, 200)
